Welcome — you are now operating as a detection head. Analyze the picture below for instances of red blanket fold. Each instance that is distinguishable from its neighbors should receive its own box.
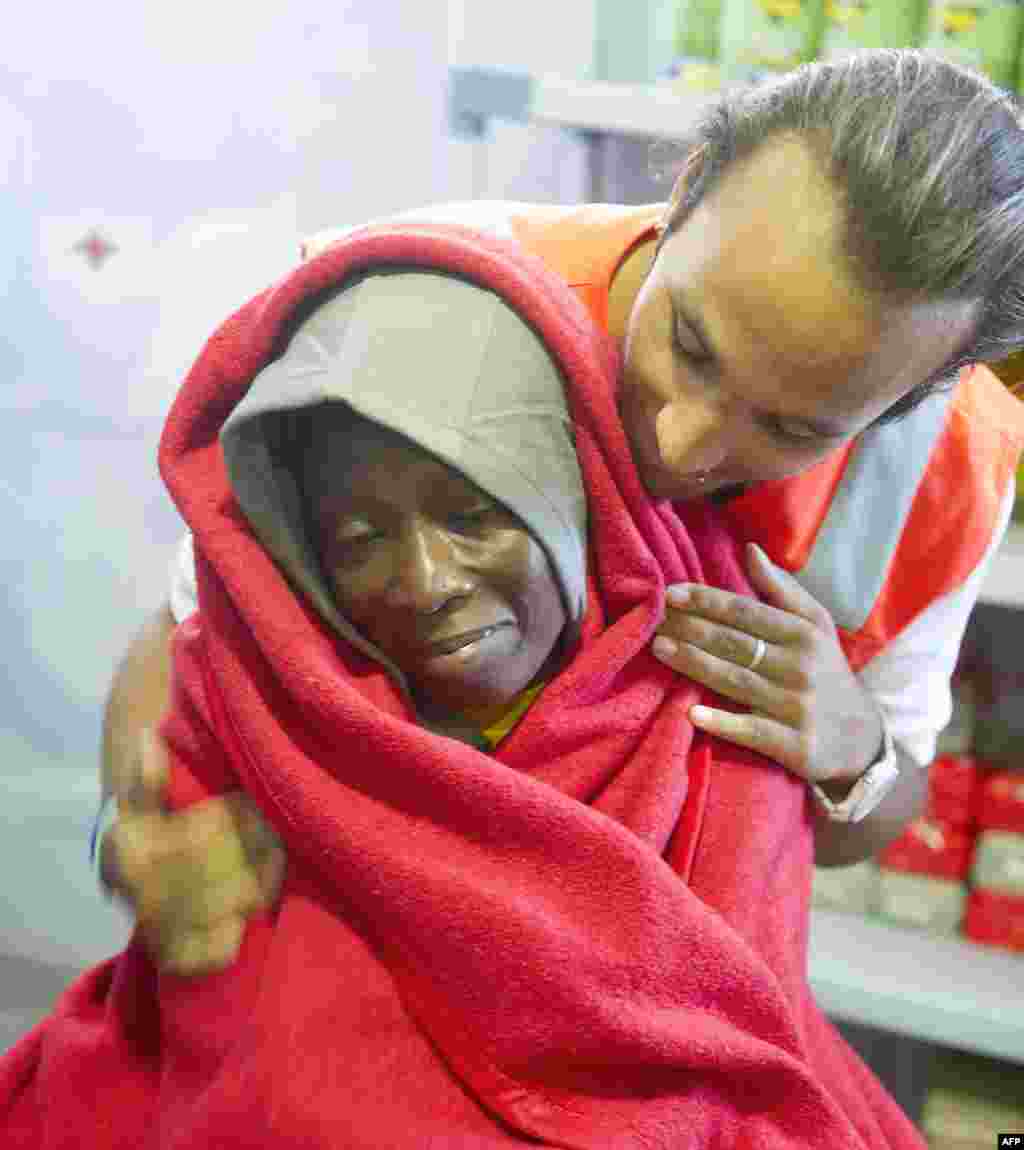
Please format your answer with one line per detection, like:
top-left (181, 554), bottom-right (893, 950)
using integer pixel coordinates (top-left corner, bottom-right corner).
top-left (0, 224), bottom-right (925, 1148)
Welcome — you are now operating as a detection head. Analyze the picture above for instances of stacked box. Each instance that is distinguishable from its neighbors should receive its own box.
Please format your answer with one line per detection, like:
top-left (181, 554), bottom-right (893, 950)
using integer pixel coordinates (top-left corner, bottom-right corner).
top-left (971, 830), bottom-right (1024, 892)
top-left (974, 770), bottom-right (1024, 832)
top-left (811, 859), bottom-right (879, 913)
top-left (963, 886), bottom-right (1024, 950)
top-left (718, 0), bottom-right (827, 86)
top-left (927, 755), bottom-right (982, 825)
top-left (920, 1), bottom-right (1024, 91)
top-left (921, 1049), bottom-right (1024, 1145)
top-left (819, 0), bottom-right (929, 59)
top-left (876, 869), bottom-right (967, 932)
top-left (963, 777), bottom-right (1024, 952)
top-left (877, 816), bottom-right (973, 932)
top-left (868, 660), bottom-right (1024, 951)
top-left (880, 816), bottom-right (975, 881)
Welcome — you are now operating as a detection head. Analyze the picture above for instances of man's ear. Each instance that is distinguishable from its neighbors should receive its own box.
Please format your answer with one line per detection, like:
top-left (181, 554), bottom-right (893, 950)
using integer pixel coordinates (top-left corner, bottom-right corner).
top-left (667, 144), bottom-right (709, 217)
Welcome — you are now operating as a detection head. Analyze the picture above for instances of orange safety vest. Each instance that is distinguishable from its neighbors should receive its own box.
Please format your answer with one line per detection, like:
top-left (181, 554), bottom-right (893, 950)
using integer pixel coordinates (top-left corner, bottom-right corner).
top-left (507, 202), bottom-right (1024, 672)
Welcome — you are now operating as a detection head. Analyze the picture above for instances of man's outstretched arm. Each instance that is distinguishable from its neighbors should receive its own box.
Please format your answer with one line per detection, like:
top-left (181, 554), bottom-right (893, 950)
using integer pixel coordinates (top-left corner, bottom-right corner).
top-left (97, 603), bottom-right (284, 974)
top-left (101, 604), bottom-right (176, 802)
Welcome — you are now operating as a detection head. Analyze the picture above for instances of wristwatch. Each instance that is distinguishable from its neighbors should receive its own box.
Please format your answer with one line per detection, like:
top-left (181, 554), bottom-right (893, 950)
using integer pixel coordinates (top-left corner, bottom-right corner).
top-left (810, 720), bottom-right (901, 823)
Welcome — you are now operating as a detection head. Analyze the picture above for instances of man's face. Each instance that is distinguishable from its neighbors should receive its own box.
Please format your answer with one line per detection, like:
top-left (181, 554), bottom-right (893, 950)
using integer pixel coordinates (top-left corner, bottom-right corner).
top-left (619, 133), bottom-right (980, 502)
top-left (307, 418), bottom-right (567, 724)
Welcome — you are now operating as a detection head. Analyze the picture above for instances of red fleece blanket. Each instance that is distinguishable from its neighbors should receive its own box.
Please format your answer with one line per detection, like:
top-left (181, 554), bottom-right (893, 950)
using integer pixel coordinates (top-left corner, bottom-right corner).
top-left (0, 225), bottom-right (925, 1148)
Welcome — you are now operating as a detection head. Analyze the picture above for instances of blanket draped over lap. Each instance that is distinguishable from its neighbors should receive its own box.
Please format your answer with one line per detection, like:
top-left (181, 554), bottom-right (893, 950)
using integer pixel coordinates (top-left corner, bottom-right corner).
top-left (0, 224), bottom-right (926, 1149)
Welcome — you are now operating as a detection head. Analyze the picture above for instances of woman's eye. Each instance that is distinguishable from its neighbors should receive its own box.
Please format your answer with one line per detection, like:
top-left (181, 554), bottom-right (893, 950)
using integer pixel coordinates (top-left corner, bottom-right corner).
top-left (764, 419), bottom-right (820, 446)
top-left (329, 530), bottom-right (383, 563)
top-left (447, 508), bottom-right (493, 533)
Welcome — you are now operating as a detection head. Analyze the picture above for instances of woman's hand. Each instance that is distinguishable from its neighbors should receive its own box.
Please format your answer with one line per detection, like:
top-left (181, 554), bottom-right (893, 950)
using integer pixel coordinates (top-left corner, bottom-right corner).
top-left (102, 729), bottom-right (286, 976)
top-left (652, 542), bottom-right (884, 792)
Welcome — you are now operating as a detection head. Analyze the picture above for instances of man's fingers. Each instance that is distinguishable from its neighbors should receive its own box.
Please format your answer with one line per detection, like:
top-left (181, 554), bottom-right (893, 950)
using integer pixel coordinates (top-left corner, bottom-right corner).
top-left (664, 585), bottom-right (812, 648)
top-left (654, 637), bottom-right (795, 723)
top-left (111, 798), bottom-right (248, 908)
top-left (223, 792), bottom-right (282, 860)
top-left (107, 779), bottom-right (285, 977)
top-left (137, 728), bottom-right (170, 810)
top-left (690, 704), bottom-right (812, 778)
top-left (151, 917), bottom-right (247, 978)
top-left (117, 727), bottom-right (170, 813)
top-left (145, 867), bottom-right (266, 929)
top-left (106, 816), bottom-right (160, 905)
top-left (744, 542), bottom-right (833, 630)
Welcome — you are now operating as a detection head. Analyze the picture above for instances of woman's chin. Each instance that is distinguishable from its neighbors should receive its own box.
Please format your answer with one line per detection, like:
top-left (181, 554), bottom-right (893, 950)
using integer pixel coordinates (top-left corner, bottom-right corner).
top-left (418, 678), bottom-right (535, 732)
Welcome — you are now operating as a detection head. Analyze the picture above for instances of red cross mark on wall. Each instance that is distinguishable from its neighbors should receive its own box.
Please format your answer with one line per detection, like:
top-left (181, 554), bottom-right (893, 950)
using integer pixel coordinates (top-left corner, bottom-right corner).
top-left (72, 229), bottom-right (119, 270)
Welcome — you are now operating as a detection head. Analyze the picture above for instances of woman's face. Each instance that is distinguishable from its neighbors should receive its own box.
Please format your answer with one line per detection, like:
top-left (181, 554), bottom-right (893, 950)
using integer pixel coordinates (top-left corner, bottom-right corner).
top-left (305, 417), bottom-right (568, 724)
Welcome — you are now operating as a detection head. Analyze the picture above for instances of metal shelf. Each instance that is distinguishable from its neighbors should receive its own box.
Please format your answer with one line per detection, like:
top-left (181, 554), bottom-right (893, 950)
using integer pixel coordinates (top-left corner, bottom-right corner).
top-left (449, 67), bottom-right (715, 140)
top-left (808, 908), bottom-right (1024, 1064)
top-left (529, 73), bottom-right (718, 138)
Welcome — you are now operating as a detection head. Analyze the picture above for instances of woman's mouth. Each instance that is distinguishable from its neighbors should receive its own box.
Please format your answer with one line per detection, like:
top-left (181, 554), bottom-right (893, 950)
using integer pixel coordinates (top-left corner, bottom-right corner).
top-left (420, 624), bottom-right (510, 657)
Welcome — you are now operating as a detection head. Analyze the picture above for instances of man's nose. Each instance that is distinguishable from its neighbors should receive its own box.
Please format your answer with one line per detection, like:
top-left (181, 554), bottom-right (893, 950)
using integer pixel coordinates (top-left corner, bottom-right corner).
top-left (385, 521), bottom-right (473, 613)
top-left (655, 395), bottom-right (729, 476)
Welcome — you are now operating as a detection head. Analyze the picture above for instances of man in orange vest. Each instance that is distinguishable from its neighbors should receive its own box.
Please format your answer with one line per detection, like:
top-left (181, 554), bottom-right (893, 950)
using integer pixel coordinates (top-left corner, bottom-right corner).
top-left (97, 50), bottom-right (1024, 976)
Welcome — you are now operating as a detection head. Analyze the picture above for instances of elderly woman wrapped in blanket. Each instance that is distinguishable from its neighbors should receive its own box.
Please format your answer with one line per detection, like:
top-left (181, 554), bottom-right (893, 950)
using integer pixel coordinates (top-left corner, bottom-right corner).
top-left (0, 223), bottom-right (926, 1148)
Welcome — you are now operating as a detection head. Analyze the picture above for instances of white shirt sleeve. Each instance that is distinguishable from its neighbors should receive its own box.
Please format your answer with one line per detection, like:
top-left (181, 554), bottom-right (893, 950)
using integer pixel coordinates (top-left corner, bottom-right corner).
top-left (169, 531), bottom-right (198, 624)
top-left (858, 479), bottom-right (1015, 767)
top-left (300, 201), bottom-right (526, 258)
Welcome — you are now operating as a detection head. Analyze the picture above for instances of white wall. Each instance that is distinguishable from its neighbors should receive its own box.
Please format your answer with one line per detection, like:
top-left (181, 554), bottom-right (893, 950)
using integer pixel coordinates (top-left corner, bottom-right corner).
top-left (0, 1), bottom-right (599, 977)
top-left (448, 0), bottom-right (591, 201)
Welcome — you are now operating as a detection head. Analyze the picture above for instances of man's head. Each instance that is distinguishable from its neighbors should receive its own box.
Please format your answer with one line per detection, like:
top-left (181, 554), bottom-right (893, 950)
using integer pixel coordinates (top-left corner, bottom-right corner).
top-left (299, 407), bottom-right (567, 726)
top-left (620, 49), bottom-right (1024, 501)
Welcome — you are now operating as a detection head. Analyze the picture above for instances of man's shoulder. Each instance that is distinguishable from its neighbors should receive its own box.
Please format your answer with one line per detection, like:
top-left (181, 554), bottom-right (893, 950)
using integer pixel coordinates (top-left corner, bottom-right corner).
top-left (952, 363), bottom-right (1024, 447)
top-left (300, 201), bottom-right (665, 273)
top-left (300, 202), bottom-right (551, 259)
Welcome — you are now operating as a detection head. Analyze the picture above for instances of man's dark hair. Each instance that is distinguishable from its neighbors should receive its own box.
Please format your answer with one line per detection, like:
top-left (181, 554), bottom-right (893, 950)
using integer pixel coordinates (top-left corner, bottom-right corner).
top-left (654, 50), bottom-right (1024, 424)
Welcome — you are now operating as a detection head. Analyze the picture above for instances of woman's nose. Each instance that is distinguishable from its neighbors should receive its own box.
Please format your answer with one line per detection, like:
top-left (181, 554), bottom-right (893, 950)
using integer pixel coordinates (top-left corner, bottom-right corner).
top-left (385, 521), bottom-right (473, 612)
top-left (655, 395), bottom-right (729, 476)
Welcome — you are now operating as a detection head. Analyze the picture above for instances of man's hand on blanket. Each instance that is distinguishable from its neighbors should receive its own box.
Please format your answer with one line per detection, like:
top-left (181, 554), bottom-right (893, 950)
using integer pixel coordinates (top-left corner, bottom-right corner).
top-left (651, 541), bottom-right (884, 795)
top-left (101, 728), bottom-right (286, 976)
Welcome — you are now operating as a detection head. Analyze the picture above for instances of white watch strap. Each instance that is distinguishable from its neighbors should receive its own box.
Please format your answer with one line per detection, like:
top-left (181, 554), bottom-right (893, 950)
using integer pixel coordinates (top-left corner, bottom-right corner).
top-left (811, 721), bottom-right (901, 824)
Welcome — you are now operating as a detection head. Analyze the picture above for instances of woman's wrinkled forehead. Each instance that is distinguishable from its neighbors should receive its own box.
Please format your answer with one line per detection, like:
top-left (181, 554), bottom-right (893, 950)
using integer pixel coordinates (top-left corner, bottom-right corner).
top-left (308, 403), bottom-right (392, 455)
top-left (302, 412), bottom-right (501, 542)
top-left (299, 405), bottom-right (404, 490)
